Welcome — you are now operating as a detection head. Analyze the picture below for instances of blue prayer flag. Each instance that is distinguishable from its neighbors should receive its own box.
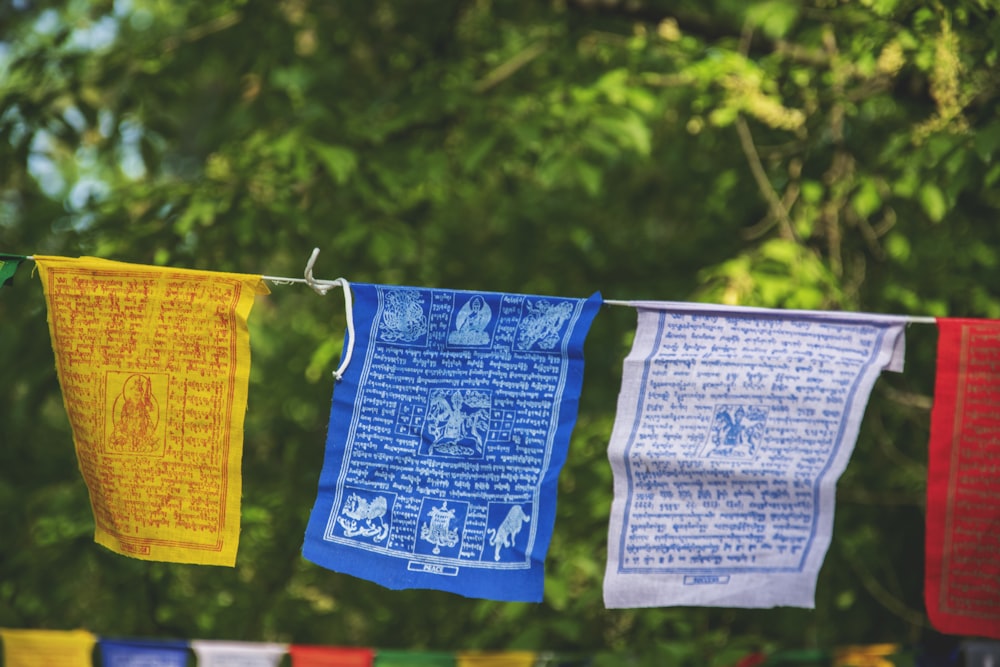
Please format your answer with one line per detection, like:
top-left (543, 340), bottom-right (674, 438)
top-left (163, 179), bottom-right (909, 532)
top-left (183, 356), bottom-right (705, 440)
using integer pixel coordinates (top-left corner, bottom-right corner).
top-left (304, 284), bottom-right (602, 602)
top-left (98, 637), bottom-right (189, 667)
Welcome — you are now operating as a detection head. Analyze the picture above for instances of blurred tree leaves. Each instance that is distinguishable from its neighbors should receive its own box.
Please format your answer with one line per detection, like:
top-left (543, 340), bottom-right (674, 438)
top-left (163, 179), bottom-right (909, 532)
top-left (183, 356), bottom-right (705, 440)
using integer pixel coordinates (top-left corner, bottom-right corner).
top-left (2, 0), bottom-right (999, 661)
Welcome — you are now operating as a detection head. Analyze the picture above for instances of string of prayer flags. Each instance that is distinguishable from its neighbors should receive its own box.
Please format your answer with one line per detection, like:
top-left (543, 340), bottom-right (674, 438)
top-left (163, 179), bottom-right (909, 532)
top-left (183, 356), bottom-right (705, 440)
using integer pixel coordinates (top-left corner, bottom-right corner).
top-left (98, 637), bottom-right (190, 667)
top-left (289, 645), bottom-right (375, 667)
top-left (373, 651), bottom-right (457, 667)
top-left (303, 284), bottom-right (602, 602)
top-left (34, 256), bottom-right (270, 566)
top-left (0, 253), bottom-right (26, 287)
top-left (190, 640), bottom-right (288, 667)
top-left (455, 651), bottom-right (537, 666)
top-left (603, 302), bottom-right (907, 609)
top-left (0, 628), bottom-right (97, 667)
top-left (925, 318), bottom-right (1000, 640)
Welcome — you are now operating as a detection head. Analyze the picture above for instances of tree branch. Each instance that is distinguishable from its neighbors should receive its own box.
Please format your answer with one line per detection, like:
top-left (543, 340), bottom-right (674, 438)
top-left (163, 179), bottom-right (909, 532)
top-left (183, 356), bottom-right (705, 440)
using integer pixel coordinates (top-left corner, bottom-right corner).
top-left (475, 41), bottom-right (548, 93)
top-left (162, 11), bottom-right (242, 52)
top-left (840, 546), bottom-right (929, 629)
top-left (735, 115), bottom-right (796, 241)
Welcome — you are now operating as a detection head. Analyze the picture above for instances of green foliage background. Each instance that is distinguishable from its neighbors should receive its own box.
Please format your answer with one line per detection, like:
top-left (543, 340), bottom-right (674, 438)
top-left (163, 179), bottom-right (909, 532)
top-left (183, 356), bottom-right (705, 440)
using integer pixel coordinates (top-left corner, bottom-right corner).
top-left (2, 0), bottom-right (999, 662)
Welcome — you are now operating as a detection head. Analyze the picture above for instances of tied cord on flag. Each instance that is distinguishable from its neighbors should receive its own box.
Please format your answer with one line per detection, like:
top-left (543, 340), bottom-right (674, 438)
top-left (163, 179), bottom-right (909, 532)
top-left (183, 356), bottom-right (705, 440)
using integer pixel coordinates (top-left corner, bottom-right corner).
top-left (26, 248), bottom-right (357, 381)
top-left (302, 284), bottom-right (602, 603)
top-left (261, 247), bottom-right (355, 382)
top-left (18, 253), bottom-right (934, 382)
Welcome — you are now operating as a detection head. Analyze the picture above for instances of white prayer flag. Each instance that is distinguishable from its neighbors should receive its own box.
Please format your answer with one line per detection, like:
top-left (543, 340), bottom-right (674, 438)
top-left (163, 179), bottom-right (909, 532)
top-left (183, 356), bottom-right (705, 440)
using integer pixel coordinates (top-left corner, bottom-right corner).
top-left (603, 302), bottom-right (907, 609)
top-left (190, 640), bottom-right (287, 667)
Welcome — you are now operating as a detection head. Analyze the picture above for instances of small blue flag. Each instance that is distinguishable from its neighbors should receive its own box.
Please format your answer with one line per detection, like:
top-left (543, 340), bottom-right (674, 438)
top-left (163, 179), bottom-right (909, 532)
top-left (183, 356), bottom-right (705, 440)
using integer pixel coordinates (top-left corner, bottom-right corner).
top-left (304, 283), bottom-right (602, 602)
top-left (98, 637), bottom-right (189, 667)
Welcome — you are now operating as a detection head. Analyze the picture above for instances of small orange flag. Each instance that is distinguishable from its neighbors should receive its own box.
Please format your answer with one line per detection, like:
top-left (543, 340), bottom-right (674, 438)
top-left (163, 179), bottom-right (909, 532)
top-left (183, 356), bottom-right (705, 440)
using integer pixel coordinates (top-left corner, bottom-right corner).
top-left (289, 644), bottom-right (374, 666)
top-left (0, 628), bottom-right (96, 667)
top-left (36, 256), bottom-right (269, 566)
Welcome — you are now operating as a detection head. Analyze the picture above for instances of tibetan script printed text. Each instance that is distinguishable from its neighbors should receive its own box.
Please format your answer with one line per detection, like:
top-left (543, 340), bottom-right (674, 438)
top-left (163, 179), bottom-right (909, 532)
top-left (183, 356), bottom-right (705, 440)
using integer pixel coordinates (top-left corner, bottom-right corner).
top-left (37, 256), bottom-right (266, 566)
top-left (605, 306), bottom-right (904, 608)
top-left (926, 319), bottom-right (1000, 639)
top-left (304, 284), bottom-right (600, 601)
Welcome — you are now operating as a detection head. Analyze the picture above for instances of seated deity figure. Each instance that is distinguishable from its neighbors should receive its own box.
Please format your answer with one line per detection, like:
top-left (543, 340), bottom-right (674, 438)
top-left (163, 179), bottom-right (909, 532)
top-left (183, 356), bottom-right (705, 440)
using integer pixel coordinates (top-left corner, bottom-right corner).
top-left (448, 295), bottom-right (492, 346)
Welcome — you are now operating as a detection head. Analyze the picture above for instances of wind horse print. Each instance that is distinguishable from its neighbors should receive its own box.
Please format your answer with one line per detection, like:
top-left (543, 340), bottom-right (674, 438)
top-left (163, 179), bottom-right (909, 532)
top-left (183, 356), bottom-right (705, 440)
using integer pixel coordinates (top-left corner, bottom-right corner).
top-left (604, 302), bottom-right (907, 609)
top-left (304, 283), bottom-right (601, 602)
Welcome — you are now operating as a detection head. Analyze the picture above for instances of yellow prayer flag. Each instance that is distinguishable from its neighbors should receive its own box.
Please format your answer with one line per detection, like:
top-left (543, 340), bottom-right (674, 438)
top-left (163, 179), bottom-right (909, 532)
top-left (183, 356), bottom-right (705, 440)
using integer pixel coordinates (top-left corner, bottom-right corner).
top-left (35, 256), bottom-right (269, 566)
top-left (0, 628), bottom-right (96, 667)
top-left (455, 651), bottom-right (536, 667)
top-left (832, 644), bottom-right (900, 667)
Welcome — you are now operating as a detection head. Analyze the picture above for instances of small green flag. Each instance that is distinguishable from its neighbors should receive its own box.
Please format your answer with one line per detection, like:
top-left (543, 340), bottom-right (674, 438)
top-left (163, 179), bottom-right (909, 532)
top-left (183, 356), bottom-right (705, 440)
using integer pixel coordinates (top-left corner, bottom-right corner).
top-left (374, 651), bottom-right (457, 667)
top-left (0, 253), bottom-right (27, 288)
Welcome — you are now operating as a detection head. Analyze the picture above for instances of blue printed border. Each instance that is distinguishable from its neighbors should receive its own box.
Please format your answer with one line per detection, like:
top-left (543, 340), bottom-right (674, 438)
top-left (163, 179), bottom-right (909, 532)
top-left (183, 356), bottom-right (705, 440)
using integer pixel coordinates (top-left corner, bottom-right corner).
top-left (617, 312), bottom-right (890, 575)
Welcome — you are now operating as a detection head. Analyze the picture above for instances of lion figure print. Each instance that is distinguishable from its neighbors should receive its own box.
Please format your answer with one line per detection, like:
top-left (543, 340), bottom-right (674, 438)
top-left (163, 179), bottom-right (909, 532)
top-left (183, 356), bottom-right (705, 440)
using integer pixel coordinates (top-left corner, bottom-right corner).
top-left (487, 505), bottom-right (531, 561)
top-left (337, 493), bottom-right (390, 542)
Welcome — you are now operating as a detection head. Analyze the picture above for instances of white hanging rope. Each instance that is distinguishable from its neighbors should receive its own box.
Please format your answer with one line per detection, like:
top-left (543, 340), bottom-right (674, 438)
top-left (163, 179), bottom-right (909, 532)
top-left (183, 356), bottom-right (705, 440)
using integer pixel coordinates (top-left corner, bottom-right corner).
top-left (263, 247), bottom-right (355, 381)
top-left (26, 249), bottom-right (358, 381)
top-left (603, 298), bottom-right (937, 324)
top-left (20, 253), bottom-right (938, 375)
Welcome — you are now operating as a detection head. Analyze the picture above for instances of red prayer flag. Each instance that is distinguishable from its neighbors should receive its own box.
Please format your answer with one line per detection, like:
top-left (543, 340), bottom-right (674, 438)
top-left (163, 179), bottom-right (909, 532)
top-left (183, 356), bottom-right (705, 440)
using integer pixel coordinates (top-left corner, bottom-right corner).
top-left (289, 645), bottom-right (374, 667)
top-left (926, 318), bottom-right (1000, 639)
